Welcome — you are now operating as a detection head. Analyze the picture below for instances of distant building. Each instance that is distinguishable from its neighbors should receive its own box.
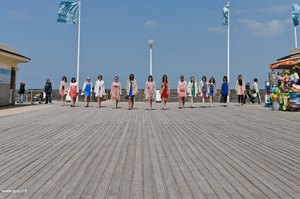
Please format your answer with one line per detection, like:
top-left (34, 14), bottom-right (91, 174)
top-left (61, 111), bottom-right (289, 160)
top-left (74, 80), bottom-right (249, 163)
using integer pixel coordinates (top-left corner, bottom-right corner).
top-left (0, 44), bottom-right (30, 106)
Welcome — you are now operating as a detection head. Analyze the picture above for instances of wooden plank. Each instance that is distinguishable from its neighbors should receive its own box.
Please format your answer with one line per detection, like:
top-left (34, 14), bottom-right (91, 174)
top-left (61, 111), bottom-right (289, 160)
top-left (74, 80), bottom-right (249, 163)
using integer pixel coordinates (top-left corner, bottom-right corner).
top-left (115, 111), bottom-right (138, 199)
top-left (148, 111), bottom-right (183, 199)
top-left (0, 115), bottom-right (88, 188)
top-left (43, 111), bottom-right (124, 199)
top-left (131, 109), bottom-right (144, 199)
top-left (146, 111), bottom-right (168, 199)
top-left (105, 111), bottom-right (137, 199)
top-left (180, 106), bottom-right (298, 198)
top-left (155, 111), bottom-right (208, 199)
top-left (0, 102), bottom-right (299, 199)
top-left (142, 111), bottom-right (155, 199)
top-left (71, 109), bottom-right (130, 199)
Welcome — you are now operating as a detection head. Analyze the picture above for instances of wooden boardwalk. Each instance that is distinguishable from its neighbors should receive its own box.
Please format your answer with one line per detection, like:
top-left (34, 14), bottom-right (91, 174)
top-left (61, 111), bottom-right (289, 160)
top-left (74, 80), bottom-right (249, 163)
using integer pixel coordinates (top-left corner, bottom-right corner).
top-left (0, 102), bottom-right (299, 199)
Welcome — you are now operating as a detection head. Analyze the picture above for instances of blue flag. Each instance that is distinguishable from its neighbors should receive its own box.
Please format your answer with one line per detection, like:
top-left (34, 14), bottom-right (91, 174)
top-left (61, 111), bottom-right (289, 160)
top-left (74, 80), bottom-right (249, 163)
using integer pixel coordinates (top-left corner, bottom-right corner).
top-left (292, 3), bottom-right (300, 27)
top-left (57, 1), bottom-right (79, 24)
top-left (223, 2), bottom-right (230, 26)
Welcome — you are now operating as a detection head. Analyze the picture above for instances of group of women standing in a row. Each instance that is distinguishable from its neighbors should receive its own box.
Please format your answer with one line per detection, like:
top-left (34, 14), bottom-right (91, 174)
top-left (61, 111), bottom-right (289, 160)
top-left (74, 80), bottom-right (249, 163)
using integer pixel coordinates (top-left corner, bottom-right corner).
top-left (177, 75), bottom-right (230, 108)
top-left (58, 74), bottom-right (234, 110)
top-left (59, 75), bottom-right (106, 108)
top-left (59, 74), bottom-right (156, 110)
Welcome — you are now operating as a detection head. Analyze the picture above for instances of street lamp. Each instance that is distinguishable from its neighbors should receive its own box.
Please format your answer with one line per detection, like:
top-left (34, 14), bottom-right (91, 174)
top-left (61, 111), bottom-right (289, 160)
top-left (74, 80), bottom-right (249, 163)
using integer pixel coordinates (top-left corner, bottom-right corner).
top-left (148, 39), bottom-right (154, 75)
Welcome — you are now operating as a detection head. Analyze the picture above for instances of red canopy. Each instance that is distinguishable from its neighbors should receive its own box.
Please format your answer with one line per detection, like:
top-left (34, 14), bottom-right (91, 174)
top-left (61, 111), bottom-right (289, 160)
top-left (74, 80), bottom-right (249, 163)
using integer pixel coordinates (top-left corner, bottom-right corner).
top-left (270, 49), bottom-right (300, 70)
top-left (270, 57), bottom-right (300, 70)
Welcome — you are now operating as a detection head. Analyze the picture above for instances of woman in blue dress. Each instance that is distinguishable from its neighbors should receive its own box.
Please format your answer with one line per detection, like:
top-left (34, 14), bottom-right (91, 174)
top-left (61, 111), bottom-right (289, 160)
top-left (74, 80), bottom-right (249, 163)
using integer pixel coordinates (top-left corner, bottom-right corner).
top-left (82, 77), bottom-right (93, 107)
top-left (126, 74), bottom-right (138, 110)
top-left (208, 77), bottom-right (216, 107)
top-left (220, 76), bottom-right (229, 106)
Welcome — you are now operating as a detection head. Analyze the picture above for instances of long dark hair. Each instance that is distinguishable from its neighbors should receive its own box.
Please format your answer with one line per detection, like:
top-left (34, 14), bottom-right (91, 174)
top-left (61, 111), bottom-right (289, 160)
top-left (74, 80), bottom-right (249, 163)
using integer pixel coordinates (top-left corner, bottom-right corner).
top-left (162, 74), bottom-right (168, 83)
top-left (180, 75), bottom-right (184, 82)
top-left (209, 77), bottom-right (215, 84)
top-left (71, 77), bottom-right (76, 83)
top-left (62, 76), bottom-right (67, 82)
top-left (223, 76), bottom-right (228, 82)
top-left (190, 76), bottom-right (195, 83)
top-left (148, 75), bottom-right (153, 82)
top-left (129, 74), bottom-right (134, 81)
top-left (202, 76), bottom-right (206, 82)
top-left (238, 74), bottom-right (243, 86)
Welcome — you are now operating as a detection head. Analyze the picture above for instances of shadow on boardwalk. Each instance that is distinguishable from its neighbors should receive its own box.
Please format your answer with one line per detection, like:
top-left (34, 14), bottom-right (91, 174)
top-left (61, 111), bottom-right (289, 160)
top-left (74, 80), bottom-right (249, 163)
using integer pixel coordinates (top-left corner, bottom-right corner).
top-left (0, 102), bottom-right (300, 199)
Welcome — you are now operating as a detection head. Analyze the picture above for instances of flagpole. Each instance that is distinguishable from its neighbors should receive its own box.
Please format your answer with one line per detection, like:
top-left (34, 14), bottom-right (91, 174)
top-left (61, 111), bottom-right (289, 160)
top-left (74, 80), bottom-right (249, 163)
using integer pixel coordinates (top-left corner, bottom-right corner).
top-left (76, 1), bottom-right (81, 101)
top-left (227, 2), bottom-right (230, 103)
top-left (295, 26), bottom-right (298, 48)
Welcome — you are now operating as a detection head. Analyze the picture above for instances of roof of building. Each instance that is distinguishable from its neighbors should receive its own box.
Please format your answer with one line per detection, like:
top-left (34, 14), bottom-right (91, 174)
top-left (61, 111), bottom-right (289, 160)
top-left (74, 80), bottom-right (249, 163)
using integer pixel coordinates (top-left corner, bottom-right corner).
top-left (0, 44), bottom-right (31, 63)
top-left (270, 48), bottom-right (300, 70)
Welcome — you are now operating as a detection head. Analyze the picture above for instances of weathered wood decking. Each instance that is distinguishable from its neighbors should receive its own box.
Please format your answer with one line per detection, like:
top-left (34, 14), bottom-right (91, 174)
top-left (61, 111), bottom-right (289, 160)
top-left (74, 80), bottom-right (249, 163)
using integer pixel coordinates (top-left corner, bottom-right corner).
top-left (0, 102), bottom-right (299, 199)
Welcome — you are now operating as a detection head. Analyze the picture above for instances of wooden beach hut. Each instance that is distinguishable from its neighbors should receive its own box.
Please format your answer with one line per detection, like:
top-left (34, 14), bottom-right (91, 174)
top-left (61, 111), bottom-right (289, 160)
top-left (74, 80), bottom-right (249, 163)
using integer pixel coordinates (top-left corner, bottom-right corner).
top-left (0, 44), bottom-right (30, 106)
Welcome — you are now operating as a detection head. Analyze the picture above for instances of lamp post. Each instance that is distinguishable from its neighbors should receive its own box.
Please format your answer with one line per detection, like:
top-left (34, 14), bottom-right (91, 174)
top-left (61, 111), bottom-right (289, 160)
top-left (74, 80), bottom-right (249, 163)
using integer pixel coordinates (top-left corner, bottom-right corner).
top-left (148, 39), bottom-right (154, 75)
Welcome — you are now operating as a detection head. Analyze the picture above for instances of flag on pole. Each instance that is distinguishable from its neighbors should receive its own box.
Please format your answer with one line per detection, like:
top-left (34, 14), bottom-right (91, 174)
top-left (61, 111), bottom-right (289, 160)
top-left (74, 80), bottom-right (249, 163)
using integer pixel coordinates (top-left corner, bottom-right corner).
top-left (292, 3), bottom-right (300, 27)
top-left (57, 1), bottom-right (79, 24)
top-left (223, 2), bottom-right (230, 25)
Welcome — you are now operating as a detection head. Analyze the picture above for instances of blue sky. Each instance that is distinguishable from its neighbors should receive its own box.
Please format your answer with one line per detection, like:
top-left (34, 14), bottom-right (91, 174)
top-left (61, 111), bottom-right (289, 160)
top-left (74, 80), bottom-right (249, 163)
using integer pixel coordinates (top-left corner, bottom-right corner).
top-left (0, 0), bottom-right (298, 89)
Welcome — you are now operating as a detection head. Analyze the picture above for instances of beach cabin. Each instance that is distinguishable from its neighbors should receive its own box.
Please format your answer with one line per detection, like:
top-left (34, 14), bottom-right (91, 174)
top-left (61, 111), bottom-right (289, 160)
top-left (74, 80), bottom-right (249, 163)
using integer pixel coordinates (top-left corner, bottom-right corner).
top-left (0, 44), bottom-right (30, 106)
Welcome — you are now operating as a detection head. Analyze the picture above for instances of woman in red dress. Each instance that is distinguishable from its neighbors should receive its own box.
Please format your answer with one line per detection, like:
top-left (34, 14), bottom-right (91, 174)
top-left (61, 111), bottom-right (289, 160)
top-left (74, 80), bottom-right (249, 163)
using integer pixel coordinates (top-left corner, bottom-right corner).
top-left (69, 77), bottom-right (78, 107)
top-left (160, 74), bottom-right (170, 110)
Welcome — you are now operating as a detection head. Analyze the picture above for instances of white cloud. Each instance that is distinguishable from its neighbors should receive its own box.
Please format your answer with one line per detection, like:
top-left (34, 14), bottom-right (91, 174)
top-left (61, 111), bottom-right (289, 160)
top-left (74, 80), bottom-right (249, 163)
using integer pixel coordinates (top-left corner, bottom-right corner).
top-left (7, 10), bottom-right (31, 21)
top-left (239, 19), bottom-right (290, 38)
top-left (236, 4), bottom-right (290, 16)
top-left (208, 27), bottom-right (226, 34)
top-left (144, 20), bottom-right (158, 29)
top-left (263, 4), bottom-right (290, 14)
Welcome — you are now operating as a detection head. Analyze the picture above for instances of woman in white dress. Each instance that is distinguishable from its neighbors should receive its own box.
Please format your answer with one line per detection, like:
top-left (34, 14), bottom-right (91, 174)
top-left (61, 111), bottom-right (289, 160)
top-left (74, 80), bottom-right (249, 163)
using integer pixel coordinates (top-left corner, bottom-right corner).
top-left (187, 76), bottom-right (198, 108)
top-left (94, 75), bottom-right (105, 108)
